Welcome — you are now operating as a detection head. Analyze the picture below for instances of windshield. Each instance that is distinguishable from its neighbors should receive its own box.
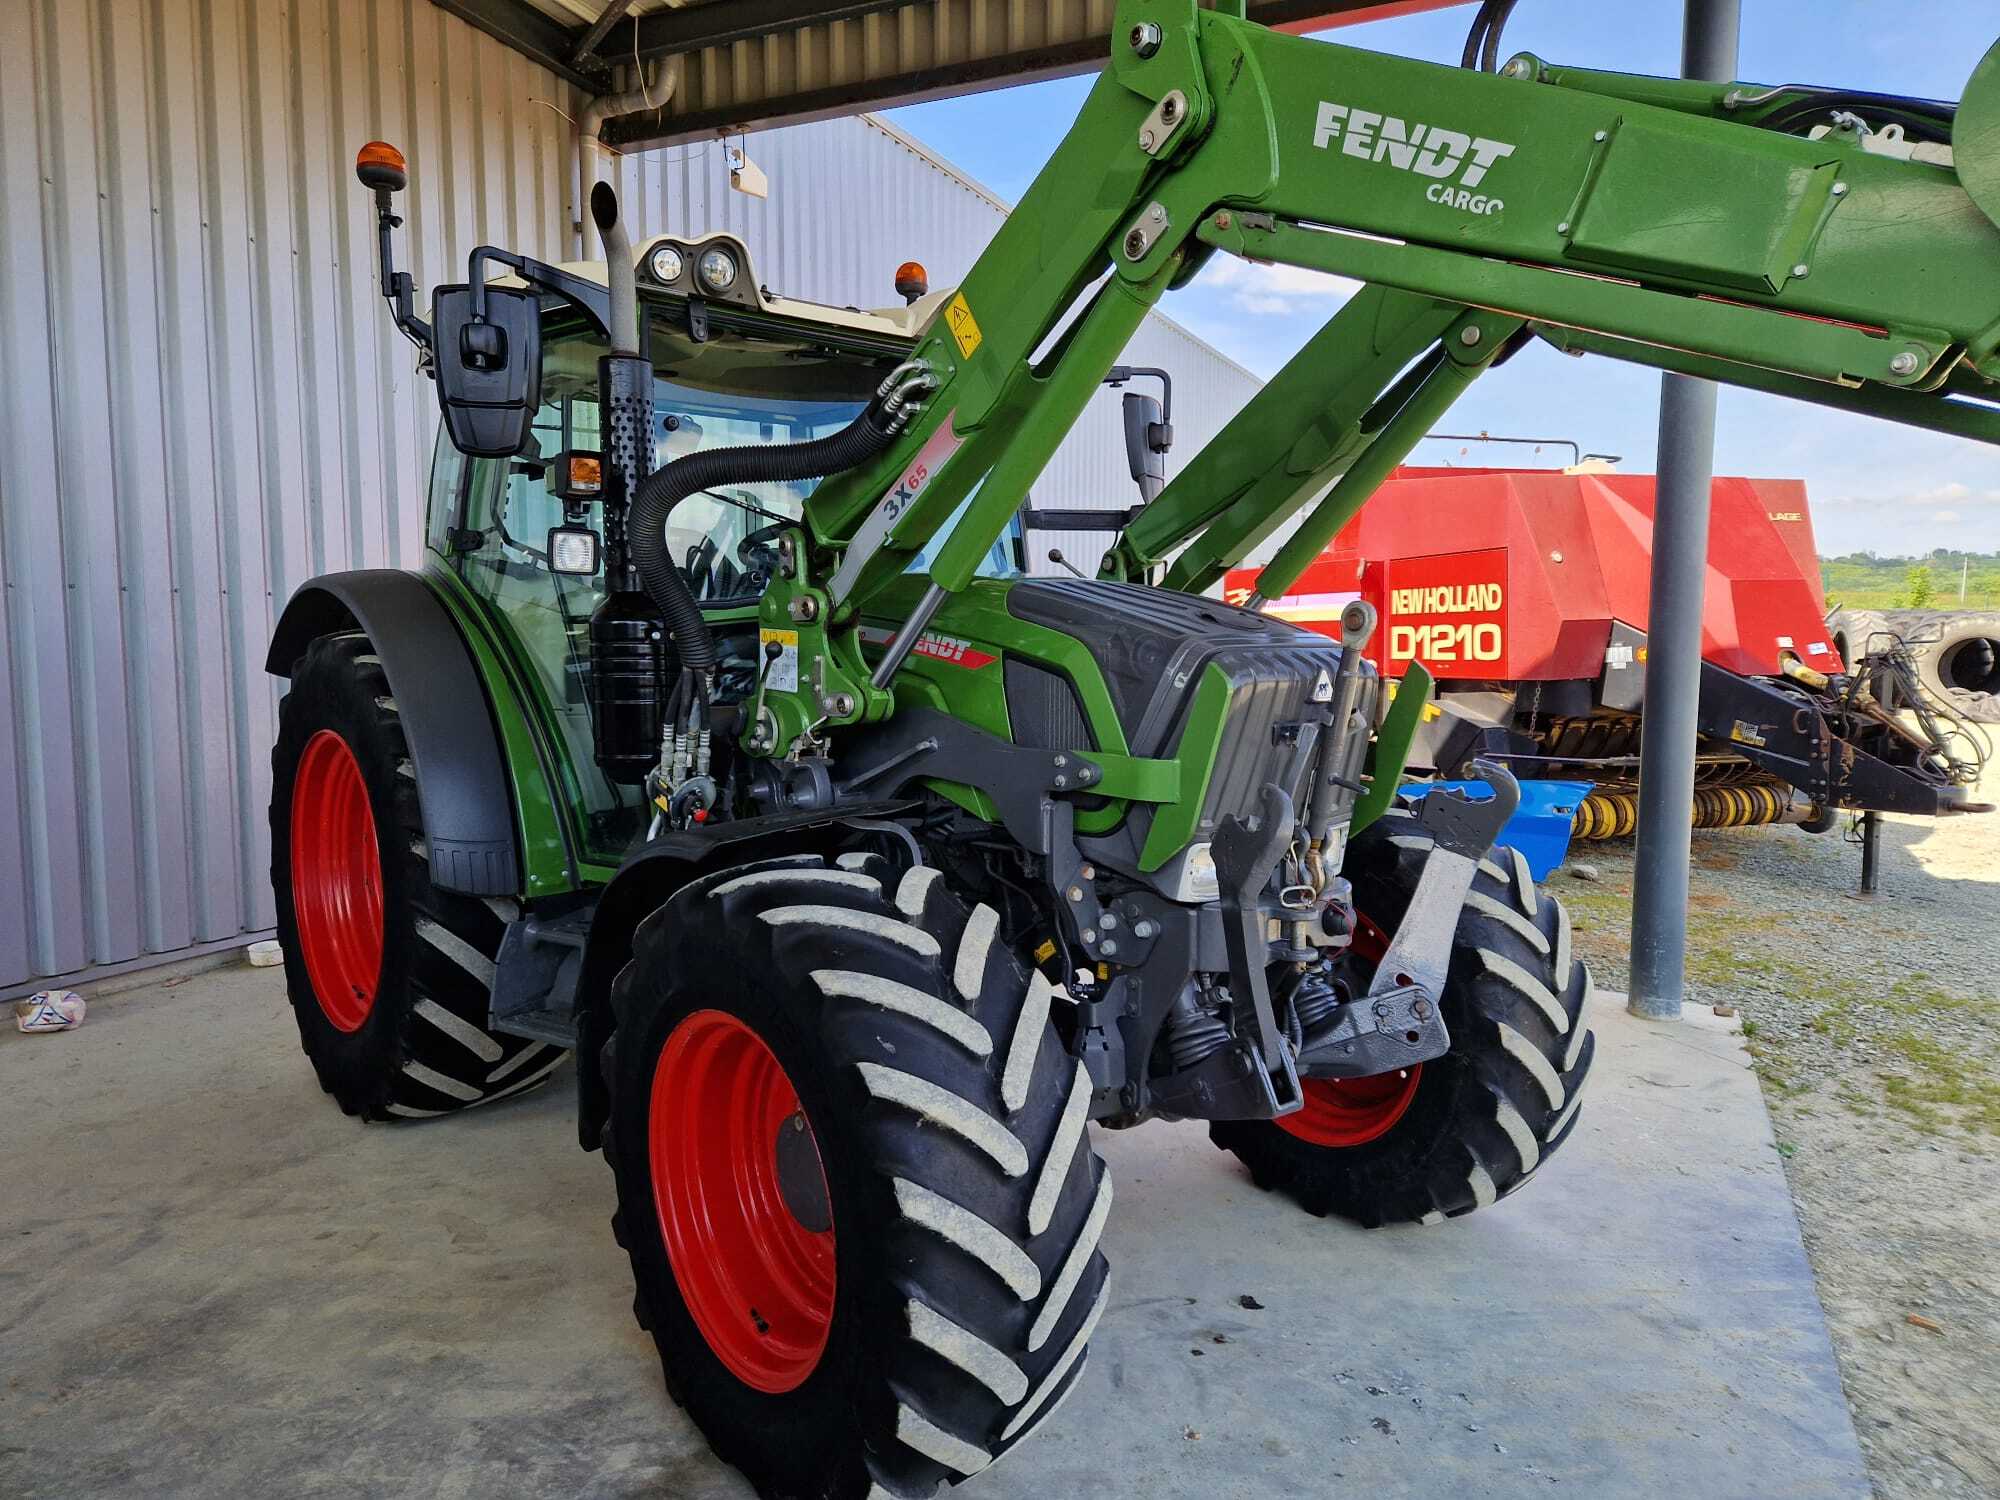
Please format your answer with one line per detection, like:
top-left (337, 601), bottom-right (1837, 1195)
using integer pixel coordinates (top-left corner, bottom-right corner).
top-left (652, 386), bottom-right (868, 602)
top-left (443, 315), bottom-right (901, 861)
top-left (901, 486), bottom-right (1025, 582)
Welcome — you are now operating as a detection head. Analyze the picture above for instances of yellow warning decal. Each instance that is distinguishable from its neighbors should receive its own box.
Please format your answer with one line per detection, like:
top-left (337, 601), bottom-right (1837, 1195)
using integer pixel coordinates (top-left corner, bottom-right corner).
top-left (758, 628), bottom-right (800, 692)
top-left (1383, 677), bottom-right (1444, 721)
top-left (1033, 938), bottom-right (1057, 964)
top-left (944, 292), bottom-right (982, 359)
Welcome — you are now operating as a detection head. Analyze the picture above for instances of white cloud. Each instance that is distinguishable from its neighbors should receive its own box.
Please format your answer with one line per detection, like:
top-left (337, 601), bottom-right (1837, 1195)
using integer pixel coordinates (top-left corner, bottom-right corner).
top-left (1932, 509), bottom-right (1962, 523)
top-left (1818, 483), bottom-right (2000, 511)
top-left (1195, 256), bottom-right (1361, 317)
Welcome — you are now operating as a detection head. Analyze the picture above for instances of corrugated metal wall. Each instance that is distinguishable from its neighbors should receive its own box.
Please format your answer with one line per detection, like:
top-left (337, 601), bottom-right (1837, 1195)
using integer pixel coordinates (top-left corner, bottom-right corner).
top-left (0, 0), bottom-right (577, 991)
top-left (0, 2), bottom-right (1257, 993)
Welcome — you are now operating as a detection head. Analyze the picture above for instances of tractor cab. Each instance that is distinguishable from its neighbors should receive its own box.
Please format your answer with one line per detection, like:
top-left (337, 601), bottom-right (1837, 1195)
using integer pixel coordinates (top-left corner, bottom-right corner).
top-left (419, 232), bottom-right (1024, 861)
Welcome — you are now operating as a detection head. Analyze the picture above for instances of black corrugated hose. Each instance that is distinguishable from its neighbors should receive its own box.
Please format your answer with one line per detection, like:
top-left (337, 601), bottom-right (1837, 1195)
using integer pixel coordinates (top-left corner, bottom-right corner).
top-left (626, 397), bottom-right (906, 687)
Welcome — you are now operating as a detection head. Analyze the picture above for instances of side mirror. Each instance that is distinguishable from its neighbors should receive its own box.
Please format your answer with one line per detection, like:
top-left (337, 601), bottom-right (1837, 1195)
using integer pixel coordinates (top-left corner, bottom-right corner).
top-left (431, 284), bottom-right (541, 457)
top-left (1121, 391), bottom-right (1172, 503)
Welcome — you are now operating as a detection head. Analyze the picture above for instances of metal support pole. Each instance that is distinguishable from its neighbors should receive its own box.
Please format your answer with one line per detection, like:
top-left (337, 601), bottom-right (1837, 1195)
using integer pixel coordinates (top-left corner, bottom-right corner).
top-left (1856, 810), bottom-right (1882, 898)
top-left (1628, 0), bottom-right (1740, 1021)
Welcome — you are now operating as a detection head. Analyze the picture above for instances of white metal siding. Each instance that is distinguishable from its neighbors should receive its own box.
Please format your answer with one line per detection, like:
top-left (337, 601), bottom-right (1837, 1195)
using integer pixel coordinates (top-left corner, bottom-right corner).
top-left (0, 0), bottom-right (576, 989)
top-left (0, 4), bottom-right (1257, 992)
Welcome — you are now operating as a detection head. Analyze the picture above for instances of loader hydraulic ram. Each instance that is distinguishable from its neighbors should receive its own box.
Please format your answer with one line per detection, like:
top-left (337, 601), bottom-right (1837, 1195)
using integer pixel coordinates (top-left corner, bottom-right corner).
top-left (269, 6), bottom-right (2000, 1496)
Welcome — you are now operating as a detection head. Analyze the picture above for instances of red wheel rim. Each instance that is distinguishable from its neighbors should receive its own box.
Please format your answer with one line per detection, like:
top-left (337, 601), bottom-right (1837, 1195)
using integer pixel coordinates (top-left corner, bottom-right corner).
top-left (290, 729), bottom-right (384, 1032)
top-left (1280, 909), bottom-right (1423, 1147)
top-left (651, 1010), bottom-right (836, 1393)
top-left (1279, 1069), bottom-right (1423, 1146)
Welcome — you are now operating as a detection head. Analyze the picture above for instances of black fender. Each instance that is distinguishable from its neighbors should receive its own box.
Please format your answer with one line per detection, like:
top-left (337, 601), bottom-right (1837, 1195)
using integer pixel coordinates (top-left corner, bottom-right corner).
top-left (572, 800), bottom-right (921, 1149)
top-left (267, 569), bottom-right (520, 897)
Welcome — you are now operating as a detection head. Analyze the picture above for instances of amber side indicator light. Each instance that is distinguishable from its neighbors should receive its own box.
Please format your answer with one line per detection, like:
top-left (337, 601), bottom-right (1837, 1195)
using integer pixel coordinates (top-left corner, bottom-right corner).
top-left (549, 449), bottom-right (603, 502)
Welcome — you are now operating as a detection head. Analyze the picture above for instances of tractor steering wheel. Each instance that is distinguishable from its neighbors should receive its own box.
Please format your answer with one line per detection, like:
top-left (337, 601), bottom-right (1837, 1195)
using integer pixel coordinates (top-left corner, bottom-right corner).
top-left (736, 521), bottom-right (790, 583)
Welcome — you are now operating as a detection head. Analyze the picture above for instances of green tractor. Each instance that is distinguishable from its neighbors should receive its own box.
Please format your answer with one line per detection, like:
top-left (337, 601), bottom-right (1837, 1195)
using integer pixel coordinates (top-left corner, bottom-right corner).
top-left (269, 6), bottom-right (2000, 1495)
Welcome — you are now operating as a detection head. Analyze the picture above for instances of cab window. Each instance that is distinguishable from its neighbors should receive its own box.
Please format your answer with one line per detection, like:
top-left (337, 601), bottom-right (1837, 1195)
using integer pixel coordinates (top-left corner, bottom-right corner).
top-left (443, 320), bottom-right (896, 860)
top-left (650, 387), bottom-right (867, 603)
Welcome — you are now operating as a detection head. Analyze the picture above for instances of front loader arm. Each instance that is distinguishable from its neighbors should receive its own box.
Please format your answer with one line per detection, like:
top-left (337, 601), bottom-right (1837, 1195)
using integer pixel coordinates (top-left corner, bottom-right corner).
top-left (1107, 286), bottom-right (1463, 585)
top-left (1103, 8), bottom-right (2000, 603)
top-left (767, 0), bottom-right (2000, 744)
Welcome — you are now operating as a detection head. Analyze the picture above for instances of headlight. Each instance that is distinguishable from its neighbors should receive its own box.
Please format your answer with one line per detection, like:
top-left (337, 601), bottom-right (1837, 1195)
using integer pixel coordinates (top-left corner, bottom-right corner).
top-left (1173, 843), bottom-right (1220, 902)
top-left (546, 526), bottom-right (600, 575)
top-left (697, 246), bottom-right (738, 291)
top-left (647, 244), bottom-right (685, 283)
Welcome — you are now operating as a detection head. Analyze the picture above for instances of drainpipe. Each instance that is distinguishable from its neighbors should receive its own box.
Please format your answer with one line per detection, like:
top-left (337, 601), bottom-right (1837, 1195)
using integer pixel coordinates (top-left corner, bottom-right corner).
top-left (574, 64), bottom-right (673, 258)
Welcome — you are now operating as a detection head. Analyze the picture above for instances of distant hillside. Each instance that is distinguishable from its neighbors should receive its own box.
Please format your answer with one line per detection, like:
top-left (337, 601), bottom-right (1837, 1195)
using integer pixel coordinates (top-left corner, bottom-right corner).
top-left (1821, 549), bottom-right (2000, 611)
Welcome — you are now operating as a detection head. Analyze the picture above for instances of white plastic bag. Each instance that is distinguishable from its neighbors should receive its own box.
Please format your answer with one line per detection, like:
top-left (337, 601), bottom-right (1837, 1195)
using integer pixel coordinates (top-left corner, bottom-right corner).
top-left (15, 990), bottom-right (86, 1033)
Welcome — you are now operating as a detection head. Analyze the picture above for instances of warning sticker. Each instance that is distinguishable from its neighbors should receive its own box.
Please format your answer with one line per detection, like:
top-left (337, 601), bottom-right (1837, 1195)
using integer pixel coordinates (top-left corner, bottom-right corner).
top-left (944, 292), bottom-right (982, 358)
top-left (759, 628), bottom-right (799, 692)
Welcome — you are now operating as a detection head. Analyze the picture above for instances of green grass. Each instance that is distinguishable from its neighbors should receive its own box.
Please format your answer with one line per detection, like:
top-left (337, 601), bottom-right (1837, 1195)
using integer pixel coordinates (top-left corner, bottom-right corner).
top-left (1559, 872), bottom-right (2000, 1141)
top-left (1806, 1004), bottom-right (1859, 1047)
top-left (1834, 1084), bottom-right (1879, 1118)
top-left (1876, 1030), bottom-right (2000, 1136)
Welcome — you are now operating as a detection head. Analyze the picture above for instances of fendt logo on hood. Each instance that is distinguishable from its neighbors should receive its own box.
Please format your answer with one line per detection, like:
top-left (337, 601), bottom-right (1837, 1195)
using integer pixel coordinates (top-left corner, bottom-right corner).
top-left (1311, 102), bottom-right (1516, 216)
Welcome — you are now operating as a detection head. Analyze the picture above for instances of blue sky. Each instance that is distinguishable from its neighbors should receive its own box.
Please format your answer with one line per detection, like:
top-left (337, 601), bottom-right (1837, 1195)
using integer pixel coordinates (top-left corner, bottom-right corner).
top-left (885, 2), bottom-right (2000, 557)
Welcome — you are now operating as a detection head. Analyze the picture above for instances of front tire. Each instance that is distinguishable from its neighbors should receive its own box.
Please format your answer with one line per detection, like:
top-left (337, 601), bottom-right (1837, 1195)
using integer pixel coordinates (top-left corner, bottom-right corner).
top-left (601, 853), bottom-right (1111, 1500)
top-left (270, 630), bottom-right (564, 1118)
top-left (1211, 810), bottom-right (1596, 1226)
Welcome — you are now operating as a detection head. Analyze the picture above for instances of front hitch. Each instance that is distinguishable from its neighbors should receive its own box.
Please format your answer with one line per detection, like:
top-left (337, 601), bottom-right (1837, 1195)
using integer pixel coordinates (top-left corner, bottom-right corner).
top-left (1372, 759), bottom-right (1520, 1004)
top-left (1295, 981), bottom-right (1448, 1079)
top-left (1205, 782), bottom-right (1306, 1117)
top-left (1296, 759), bottom-right (1522, 1080)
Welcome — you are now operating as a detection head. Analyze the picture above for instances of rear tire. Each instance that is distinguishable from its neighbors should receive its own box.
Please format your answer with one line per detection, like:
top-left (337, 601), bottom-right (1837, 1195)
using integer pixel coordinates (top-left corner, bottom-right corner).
top-left (601, 853), bottom-right (1111, 1500)
top-left (270, 630), bottom-right (564, 1119)
top-left (1210, 809), bottom-right (1595, 1226)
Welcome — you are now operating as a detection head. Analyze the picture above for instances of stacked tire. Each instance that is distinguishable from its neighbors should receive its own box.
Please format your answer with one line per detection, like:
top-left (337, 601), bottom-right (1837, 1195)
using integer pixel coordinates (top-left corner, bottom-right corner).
top-left (1908, 612), bottom-right (2000, 724)
top-left (1827, 607), bottom-right (1892, 677)
top-left (1828, 607), bottom-right (2000, 724)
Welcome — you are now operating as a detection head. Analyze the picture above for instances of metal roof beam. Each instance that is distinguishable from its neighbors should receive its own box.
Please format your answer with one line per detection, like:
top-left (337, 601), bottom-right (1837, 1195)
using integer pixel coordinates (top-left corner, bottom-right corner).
top-left (597, 0), bottom-right (1472, 149)
top-left (620, 1), bottom-right (915, 60)
top-left (609, 0), bottom-right (1464, 63)
top-left (569, 0), bottom-right (637, 65)
top-left (427, 0), bottom-right (599, 88)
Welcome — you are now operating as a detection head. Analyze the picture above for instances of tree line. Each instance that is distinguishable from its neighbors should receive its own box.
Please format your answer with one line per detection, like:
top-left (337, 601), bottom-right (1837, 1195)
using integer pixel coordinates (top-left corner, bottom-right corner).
top-left (1821, 549), bottom-right (2000, 610)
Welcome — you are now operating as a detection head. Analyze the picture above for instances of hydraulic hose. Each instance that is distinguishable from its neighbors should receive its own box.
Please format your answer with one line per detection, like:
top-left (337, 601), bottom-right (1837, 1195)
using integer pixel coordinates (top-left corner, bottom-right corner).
top-left (626, 379), bottom-right (923, 672)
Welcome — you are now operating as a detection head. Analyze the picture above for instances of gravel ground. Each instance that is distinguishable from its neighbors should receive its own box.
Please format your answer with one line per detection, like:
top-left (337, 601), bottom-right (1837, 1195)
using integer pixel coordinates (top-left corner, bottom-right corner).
top-left (1553, 778), bottom-right (1999, 1500)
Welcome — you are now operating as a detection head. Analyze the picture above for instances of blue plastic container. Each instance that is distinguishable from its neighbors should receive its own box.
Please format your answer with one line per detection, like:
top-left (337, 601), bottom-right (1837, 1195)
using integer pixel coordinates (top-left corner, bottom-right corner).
top-left (1396, 778), bottom-right (1594, 881)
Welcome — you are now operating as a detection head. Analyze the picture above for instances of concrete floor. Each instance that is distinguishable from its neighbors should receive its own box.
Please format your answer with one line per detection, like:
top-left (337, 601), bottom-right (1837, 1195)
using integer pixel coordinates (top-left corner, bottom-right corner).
top-left (1, 967), bottom-right (1870, 1499)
